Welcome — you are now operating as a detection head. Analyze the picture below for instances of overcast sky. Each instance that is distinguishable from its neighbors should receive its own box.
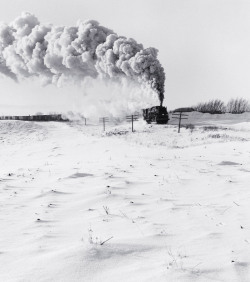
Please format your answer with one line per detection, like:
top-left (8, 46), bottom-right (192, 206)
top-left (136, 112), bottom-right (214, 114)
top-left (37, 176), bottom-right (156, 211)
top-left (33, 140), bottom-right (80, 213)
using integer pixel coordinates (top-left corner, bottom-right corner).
top-left (0, 0), bottom-right (250, 113)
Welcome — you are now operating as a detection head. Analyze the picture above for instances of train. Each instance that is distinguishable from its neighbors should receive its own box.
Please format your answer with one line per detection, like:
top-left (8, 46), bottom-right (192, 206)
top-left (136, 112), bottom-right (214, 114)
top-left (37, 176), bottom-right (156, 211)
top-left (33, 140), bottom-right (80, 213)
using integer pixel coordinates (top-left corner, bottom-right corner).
top-left (0, 108), bottom-right (170, 124)
top-left (142, 106), bottom-right (169, 124)
top-left (0, 114), bottom-right (69, 122)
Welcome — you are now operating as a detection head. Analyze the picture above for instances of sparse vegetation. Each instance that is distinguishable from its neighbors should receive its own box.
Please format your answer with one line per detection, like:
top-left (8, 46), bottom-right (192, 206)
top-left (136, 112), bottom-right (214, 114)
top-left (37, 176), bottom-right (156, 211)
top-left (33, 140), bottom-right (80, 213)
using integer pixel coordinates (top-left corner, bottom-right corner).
top-left (88, 227), bottom-right (113, 245)
top-left (227, 98), bottom-right (250, 114)
top-left (208, 133), bottom-right (222, 139)
top-left (194, 99), bottom-right (226, 114)
top-left (105, 129), bottom-right (129, 136)
top-left (185, 124), bottom-right (195, 132)
top-left (193, 98), bottom-right (250, 114)
top-left (203, 126), bottom-right (219, 131)
top-left (103, 206), bottom-right (110, 215)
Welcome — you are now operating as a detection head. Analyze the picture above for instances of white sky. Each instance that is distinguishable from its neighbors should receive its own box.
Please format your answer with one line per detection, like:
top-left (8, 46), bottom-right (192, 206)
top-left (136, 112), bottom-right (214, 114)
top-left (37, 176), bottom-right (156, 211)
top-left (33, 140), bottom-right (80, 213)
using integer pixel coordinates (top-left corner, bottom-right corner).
top-left (0, 0), bottom-right (250, 113)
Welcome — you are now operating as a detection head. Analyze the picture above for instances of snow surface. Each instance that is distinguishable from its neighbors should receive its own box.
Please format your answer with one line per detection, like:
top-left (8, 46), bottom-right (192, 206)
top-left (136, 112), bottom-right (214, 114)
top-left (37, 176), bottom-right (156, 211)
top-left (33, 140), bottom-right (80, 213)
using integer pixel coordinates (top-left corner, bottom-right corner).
top-left (1, 112), bottom-right (250, 282)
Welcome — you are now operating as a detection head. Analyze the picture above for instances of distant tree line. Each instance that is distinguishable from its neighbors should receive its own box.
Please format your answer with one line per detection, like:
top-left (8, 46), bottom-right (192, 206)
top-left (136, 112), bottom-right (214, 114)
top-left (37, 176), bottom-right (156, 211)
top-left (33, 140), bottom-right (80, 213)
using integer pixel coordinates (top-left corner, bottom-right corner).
top-left (194, 98), bottom-right (250, 114)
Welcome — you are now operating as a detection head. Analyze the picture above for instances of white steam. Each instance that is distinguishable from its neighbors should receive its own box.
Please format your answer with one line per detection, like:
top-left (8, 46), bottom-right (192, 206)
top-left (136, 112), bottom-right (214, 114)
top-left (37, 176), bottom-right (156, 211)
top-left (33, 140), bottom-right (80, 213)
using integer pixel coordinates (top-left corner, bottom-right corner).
top-left (0, 12), bottom-right (165, 116)
top-left (72, 78), bottom-right (159, 118)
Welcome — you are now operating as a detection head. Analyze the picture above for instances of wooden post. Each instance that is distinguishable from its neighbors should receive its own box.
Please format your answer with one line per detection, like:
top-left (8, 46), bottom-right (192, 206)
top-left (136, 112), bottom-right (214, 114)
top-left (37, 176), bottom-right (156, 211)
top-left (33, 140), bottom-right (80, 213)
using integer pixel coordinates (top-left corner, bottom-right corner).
top-left (99, 117), bottom-right (109, 131)
top-left (171, 112), bottom-right (188, 133)
top-left (178, 112), bottom-right (182, 133)
top-left (126, 114), bottom-right (139, 132)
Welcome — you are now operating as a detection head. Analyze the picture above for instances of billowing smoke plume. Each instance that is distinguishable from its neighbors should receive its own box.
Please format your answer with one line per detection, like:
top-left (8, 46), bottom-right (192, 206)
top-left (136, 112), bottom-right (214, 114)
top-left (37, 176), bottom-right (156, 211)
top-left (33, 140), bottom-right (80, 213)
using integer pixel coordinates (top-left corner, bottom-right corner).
top-left (0, 12), bottom-right (165, 110)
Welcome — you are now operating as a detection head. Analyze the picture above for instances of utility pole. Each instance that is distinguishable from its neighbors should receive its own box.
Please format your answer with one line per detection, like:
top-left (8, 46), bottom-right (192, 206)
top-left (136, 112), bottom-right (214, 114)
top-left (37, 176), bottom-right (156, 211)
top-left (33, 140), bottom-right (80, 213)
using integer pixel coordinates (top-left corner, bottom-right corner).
top-left (171, 112), bottom-right (188, 133)
top-left (126, 114), bottom-right (139, 132)
top-left (99, 117), bottom-right (109, 131)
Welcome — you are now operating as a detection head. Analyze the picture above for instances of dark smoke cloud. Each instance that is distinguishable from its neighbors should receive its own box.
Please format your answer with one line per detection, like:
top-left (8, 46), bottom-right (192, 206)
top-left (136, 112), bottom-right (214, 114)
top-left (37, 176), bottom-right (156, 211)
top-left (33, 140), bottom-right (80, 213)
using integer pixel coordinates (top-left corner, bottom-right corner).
top-left (0, 12), bottom-right (165, 104)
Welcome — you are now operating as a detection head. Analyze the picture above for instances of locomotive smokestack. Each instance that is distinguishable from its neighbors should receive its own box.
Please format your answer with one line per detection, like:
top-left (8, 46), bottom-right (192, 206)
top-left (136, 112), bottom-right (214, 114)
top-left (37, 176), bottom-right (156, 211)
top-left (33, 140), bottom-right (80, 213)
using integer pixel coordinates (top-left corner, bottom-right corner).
top-left (159, 90), bottom-right (164, 107)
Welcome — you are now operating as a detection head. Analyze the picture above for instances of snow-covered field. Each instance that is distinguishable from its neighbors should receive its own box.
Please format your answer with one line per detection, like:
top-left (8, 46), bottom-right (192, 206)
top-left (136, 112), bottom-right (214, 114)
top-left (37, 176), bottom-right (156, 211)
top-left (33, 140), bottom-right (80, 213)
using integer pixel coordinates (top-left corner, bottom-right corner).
top-left (1, 112), bottom-right (250, 282)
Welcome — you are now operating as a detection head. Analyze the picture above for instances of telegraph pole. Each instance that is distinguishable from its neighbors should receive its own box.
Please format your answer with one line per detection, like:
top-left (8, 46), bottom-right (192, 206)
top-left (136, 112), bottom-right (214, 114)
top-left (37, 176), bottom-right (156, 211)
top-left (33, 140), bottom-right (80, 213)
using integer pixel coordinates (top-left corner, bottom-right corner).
top-left (171, 112), bottom-right (188, 133)
top-left (99, 117), bottom-right (109, 131)
top-left (126, 114), bottom-right (139, 132)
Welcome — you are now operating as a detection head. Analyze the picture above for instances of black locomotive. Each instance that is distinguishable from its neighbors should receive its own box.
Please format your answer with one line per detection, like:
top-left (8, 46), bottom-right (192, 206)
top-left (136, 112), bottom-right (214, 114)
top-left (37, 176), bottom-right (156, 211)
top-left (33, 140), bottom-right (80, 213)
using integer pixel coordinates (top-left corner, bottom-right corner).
top-left (142, 106), bottom-right (169, 124)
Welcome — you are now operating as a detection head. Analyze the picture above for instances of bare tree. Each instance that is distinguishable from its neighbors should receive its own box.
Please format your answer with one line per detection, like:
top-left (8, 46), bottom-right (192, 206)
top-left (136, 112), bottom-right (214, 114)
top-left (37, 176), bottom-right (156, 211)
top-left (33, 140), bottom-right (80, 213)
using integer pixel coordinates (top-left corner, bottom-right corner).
top-left (194, 99), bottom-right (226, 114)
top-left (227, 98), bottom-right (250, 114)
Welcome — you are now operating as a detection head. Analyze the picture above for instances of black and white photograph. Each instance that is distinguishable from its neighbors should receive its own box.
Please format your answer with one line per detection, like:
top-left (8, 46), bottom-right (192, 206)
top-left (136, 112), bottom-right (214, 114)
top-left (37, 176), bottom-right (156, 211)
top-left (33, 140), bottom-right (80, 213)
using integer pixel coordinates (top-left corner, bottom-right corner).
top-left (1, 1), bottom-right (250, 281)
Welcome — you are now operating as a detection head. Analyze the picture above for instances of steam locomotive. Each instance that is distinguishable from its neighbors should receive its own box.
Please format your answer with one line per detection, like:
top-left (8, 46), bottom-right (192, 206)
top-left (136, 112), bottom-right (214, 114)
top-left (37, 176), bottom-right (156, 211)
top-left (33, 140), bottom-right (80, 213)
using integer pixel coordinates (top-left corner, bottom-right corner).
top-left (142, 106), bottom-right (169, 124)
